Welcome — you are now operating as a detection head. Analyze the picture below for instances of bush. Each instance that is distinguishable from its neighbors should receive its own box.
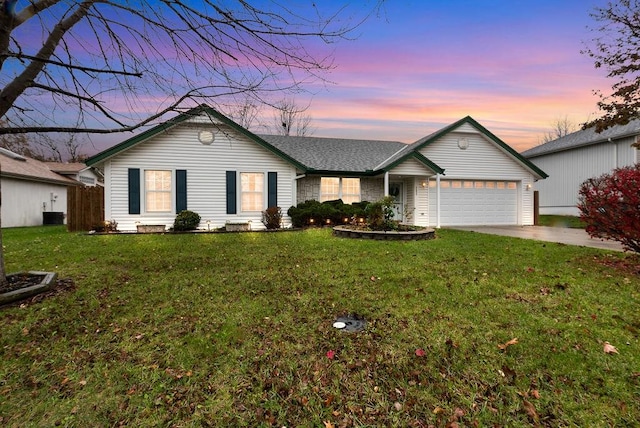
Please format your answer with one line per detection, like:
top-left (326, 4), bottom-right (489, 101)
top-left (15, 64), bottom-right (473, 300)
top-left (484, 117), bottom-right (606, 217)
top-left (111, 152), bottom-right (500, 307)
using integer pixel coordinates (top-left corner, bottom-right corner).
top-left (262, 206), bottom-right (282, 229)
top-left (287, 199), bottom-right (367, 228)
top-left (173, 210), bottom-right (201, 231)
top-left (365, 195), bottom-right (396, 230)
top-left (578, 165), bottom-right (640, 253)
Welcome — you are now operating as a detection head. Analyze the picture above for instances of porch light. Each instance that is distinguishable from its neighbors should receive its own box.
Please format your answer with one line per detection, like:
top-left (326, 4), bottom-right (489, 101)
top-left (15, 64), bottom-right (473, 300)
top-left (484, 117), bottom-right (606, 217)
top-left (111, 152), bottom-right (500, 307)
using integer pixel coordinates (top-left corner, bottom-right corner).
top-left (198, 129), bottom-right (215, 145)
top-left (526, 183), bottom-right (532, 191)
top-left (309, 218), bottom-right (315, 224)
top-left (343, 217), bottom-right (349, 223)
top-left (326, 219), bottom-right (331, 225)
top-left (421, 181), bottom-right (427, 188)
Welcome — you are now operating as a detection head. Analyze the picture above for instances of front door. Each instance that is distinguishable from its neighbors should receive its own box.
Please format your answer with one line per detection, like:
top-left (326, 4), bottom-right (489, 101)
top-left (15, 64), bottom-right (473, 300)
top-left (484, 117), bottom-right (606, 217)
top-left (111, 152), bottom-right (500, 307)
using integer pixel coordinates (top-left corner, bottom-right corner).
top-left (389, 182), bottom-right (404, 222)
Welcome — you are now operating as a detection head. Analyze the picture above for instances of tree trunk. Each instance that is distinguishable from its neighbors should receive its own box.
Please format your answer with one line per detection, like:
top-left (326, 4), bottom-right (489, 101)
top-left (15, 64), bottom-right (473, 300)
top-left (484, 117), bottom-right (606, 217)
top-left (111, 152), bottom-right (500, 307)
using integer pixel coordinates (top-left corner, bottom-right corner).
top-left (0, 159), bottom-right (7, 288)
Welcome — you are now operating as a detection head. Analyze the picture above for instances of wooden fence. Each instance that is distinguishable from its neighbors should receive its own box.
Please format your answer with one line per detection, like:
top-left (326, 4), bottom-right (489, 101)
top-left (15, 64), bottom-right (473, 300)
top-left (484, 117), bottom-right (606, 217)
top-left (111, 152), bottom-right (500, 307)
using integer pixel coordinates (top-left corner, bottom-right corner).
top-left (67, 186), bottom-right (104, 232)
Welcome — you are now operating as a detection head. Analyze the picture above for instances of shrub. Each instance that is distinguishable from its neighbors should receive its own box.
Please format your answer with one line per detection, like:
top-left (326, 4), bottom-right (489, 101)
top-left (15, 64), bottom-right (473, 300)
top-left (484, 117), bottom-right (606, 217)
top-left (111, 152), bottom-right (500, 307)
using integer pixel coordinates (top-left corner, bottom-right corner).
top-left (262, 206), bottom-right (282, 229)
top-left (365, 196), bottom-right (396, 230)
top-left (173, 210), bottom-right (201, 231)
top-left (578, 165), bottom-right (640, 253)
top-left (92, 219), bottom-right (118, 233)
top-left (287, 199), bottom-right (367, 228)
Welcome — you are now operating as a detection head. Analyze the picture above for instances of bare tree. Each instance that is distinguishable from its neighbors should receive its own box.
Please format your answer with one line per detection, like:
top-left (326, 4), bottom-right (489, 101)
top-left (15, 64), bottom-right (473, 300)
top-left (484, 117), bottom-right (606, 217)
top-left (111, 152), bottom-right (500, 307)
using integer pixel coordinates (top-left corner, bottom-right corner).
top-left (0, 0), bottom-right (383, 286)
top-left (582, 0), bottom-right (640, 131)
top-left (34, 133), bottom-right (88, 162)
top-left (273, 98), bottom-right (316, 136)
top-left (224, 97), bottom-right (263, 131)
top-left (540, 116), bottom-right (579, 144)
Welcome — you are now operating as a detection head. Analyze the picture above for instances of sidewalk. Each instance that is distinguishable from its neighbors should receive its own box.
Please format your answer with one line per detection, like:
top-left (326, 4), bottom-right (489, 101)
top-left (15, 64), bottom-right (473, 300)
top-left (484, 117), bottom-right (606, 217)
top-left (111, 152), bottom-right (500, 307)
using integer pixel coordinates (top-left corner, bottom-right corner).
top-left (450, 226), bottom-right (625, 252)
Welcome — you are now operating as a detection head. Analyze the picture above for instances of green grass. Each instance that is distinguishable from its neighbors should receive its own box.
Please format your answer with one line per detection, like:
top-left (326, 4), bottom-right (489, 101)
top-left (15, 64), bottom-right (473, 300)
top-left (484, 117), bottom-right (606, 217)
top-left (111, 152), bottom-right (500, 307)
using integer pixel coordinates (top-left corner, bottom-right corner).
top-left (1, 226), bottom-right (639, 427)
top-left (538, 215), bottom-right (586, 229)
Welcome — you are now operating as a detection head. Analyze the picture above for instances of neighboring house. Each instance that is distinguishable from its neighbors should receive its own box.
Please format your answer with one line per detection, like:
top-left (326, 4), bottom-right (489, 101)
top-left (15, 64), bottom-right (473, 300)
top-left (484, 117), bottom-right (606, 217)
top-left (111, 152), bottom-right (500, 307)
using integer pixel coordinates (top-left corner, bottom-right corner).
top-left (85, 105), bottom-right (547, 231)
top-left (45, 162), bottom-right (103, 187)
top-left (522, 120), bottom-right (640, 216)
top-left (0, 148), bottom-right (79, 227)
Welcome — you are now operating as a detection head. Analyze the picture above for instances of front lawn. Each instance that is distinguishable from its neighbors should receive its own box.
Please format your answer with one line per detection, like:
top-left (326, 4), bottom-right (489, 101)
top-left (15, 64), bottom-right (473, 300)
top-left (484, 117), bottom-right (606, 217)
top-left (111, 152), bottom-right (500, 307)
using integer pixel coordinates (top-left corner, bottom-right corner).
top-left (1, 227), bottom-right (638, 427)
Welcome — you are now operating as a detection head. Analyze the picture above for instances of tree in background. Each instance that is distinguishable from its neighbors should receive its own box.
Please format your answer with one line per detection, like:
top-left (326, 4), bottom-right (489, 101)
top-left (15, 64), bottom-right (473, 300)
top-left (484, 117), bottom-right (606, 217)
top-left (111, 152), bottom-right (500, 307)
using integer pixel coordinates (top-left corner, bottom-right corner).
top-left (272, 98), bottom-right (315, 136)
top-left (582, 0), bottom-right (640, 132)
top-left (540, 116), bottom-right (579, 144)
top-left (578, 165), bottom-right (640, 253)
top-left (0, 0), bottom-right (383, 287)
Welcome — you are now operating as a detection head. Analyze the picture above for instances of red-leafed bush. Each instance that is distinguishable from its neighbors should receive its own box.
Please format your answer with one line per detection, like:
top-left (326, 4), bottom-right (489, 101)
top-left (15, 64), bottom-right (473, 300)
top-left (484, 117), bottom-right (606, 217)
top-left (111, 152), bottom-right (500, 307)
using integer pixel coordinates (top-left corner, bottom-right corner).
top-left (577, 165), bottom-right (640, 253)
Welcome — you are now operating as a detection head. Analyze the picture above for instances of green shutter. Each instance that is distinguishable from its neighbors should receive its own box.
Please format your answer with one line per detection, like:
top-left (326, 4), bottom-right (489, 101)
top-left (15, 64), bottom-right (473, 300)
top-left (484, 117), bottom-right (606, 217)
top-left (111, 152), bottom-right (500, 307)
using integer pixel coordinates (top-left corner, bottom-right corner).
top-left (226, 171), bottom-right (237, 214)
top-left (268, 172), bottom-right (277, 208)
top-left (176, 169), bottom-right (187, 213)
top-left (128, 168), bottom-right (140, 214)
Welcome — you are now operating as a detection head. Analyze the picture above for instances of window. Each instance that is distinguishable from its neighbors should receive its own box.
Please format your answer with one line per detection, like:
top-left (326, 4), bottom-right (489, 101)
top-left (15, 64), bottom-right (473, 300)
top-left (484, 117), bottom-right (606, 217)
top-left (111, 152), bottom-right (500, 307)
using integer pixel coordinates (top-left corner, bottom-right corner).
top-left (241, 172), bottom-right (264, 211)
top-left (507, 182), bottom-right (517, 190)
top-left (475, 181), bottom-right (484, 189)
top-left (341, 178), bottom-right (361, 204)
top-left (320, 177), bottom-right (360, 203)
top-left (145, 170), bottom-right (172, 212)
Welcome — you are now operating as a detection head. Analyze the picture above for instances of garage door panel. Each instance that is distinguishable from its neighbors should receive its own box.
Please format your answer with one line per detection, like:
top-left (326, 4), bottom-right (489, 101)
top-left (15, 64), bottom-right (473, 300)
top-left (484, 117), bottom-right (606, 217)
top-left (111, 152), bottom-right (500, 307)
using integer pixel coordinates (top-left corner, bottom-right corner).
top-left (430, 180), bottom-right (518, 226)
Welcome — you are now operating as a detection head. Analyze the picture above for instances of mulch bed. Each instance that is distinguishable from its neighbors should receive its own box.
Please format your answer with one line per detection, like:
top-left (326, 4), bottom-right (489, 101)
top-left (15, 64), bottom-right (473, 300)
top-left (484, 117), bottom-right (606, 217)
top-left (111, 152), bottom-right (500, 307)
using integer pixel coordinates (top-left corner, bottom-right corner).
top-left (0, 276), bottom-right (76, 309)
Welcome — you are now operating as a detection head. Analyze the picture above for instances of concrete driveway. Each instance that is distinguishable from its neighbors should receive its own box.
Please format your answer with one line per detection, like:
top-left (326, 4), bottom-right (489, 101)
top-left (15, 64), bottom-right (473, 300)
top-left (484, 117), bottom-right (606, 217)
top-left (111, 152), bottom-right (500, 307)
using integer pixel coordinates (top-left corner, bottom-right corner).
top-left (450, 226), bottom-right (625, 252)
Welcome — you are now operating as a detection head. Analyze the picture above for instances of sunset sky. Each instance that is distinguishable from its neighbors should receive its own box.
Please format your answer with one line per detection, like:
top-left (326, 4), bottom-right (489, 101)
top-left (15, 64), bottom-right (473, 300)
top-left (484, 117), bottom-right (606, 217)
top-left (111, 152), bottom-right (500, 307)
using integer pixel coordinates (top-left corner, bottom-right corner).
top-left (280, 0), bottom-right (612, 152)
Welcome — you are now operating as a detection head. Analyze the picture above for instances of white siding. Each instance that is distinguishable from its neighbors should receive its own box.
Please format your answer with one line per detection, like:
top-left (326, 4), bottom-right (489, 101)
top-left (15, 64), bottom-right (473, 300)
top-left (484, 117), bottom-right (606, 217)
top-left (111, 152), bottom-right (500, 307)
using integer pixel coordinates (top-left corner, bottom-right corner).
top-left (529, 138), bottom-right (638, 215)
top-left (1, 177), bottom-right (68, 227)
top-left (389, 158), bottom-right (434, 176)
top-left (421, 128), bottom-right (536, 225)
top-left (104, 122), bottom-right (297, 231)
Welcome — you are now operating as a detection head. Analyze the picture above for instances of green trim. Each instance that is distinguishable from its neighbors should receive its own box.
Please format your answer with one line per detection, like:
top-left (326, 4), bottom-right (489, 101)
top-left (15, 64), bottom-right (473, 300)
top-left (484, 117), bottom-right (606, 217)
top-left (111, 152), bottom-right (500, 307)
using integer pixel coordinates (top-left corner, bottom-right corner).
top-left (85, 104), bottom-right (309, 171)
top-left (409, 116), bottom-right (548, 179)
top-left (381, 151), bottom-right (445, 175)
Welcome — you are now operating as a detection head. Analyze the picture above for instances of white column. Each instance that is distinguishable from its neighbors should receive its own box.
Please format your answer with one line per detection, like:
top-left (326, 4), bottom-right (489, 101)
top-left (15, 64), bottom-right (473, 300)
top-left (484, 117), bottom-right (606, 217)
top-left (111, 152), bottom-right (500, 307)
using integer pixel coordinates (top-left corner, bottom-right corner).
top-left (436, 173), bottom-right (441, 229)
top-left (384, 172), bottom-right (389, 196)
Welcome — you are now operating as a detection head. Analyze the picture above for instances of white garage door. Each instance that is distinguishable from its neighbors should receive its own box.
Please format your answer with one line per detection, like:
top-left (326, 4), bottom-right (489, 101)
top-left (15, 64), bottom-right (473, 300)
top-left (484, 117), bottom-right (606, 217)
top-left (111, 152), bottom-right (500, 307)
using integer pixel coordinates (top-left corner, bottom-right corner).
top-left (429, 180), bottom-right (518, 226)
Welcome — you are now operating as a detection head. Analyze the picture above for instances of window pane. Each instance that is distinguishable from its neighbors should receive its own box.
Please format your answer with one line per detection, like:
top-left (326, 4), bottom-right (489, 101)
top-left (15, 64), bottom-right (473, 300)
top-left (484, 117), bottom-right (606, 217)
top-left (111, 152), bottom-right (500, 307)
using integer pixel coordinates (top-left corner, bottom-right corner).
top-left (240, 173), bottom-right (264, 211)
top-left (341, 178), bottom-right (361, 204)
top-left (507, 182), bottom-right (517, 189)
top-left (145, 170), bottom-right (172, 212)
top-left (320, 177), bottom-right (340, 202)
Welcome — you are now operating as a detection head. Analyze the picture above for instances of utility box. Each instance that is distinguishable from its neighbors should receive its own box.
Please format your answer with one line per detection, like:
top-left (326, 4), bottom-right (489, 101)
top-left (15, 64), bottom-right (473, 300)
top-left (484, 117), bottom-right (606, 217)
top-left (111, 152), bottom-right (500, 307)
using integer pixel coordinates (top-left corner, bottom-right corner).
top-left (43, 212), bottom-right (64, 225)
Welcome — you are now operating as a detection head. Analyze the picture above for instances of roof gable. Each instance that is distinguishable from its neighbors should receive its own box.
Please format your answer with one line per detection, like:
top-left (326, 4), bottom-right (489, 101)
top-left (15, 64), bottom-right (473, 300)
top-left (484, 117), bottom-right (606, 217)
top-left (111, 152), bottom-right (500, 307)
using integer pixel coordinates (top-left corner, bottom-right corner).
top-left (410, 116), bottom-right (548, 179)
top-left (85, 105), bottom-right (307, 171)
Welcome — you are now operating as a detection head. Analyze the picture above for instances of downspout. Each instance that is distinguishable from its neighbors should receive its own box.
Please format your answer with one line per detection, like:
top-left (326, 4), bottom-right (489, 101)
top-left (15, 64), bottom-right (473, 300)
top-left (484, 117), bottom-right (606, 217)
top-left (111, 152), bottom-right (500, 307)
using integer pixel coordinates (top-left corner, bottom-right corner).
top-left (436, 173), bottom-right (441, 229)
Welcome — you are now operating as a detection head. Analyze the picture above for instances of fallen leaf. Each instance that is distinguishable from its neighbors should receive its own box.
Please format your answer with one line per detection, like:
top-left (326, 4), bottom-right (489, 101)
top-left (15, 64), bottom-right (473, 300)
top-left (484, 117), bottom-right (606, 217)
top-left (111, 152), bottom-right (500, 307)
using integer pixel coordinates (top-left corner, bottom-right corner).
top-left (603, 341), bottom-right (619, 354)
top-left (531, 389), bottom-right (541, 399)
top-left (433, 406), bottom-right (445, 414)
top-left (326, 350), bottom-right (336, 359)
top-left (394, 402), bottom-right (403, 411)
top-left (78, 380), bottom-right (87, 386)
top-left (21, 328), bottom-right (29, 336)
top-left (415, 348), bottom-right (426, 357)
top-left (498, 338), bottom-right (519, 351)
top-left (323, 421), bottom-right (335, 428)
top-left (522, 400), bottom-right (539, 423)
top-left (370, 276), bottom-right (377, 281)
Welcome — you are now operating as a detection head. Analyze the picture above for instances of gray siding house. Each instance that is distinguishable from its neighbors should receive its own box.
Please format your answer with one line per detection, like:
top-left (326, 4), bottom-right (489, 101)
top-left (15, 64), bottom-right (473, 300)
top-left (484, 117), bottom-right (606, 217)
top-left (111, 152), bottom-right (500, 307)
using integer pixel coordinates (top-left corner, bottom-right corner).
top-left (522, 121), bottom-right (640, 216)
top-left (85, 105), bottom-right (546, 231)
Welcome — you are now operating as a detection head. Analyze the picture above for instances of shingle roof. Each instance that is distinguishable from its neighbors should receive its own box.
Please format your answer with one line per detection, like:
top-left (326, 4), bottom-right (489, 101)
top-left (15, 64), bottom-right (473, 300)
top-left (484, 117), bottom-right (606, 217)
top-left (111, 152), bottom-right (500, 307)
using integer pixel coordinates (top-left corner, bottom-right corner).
top-left (45, 162), bottom-right (88, 174)
top-left (259, 134), bottom-right (407, 173)
top-left (0, 149), bottom-right (79, 185)
top-left (521, 119), bottom-right (640, 158)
